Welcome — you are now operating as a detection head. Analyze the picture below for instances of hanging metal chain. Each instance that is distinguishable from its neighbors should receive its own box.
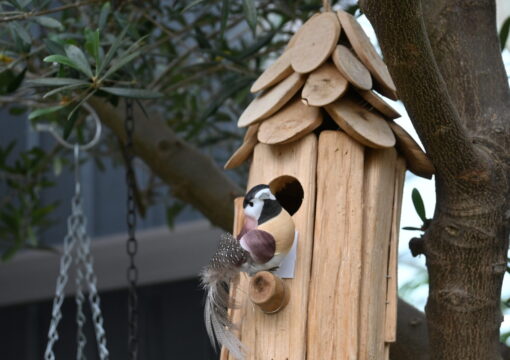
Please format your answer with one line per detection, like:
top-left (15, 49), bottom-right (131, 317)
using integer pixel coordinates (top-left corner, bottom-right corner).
top-left (125, 99), bottom-right (139, 360)
top-left (45, 145), bottom-right (109, 360)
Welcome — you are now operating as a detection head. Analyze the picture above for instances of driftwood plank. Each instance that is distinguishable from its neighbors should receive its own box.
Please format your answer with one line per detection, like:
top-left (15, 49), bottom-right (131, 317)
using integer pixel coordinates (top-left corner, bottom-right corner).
top-left (358, 147), bottom-right (397, 360)
top-left (238, 72), bottom-right (305, 128)
top-left (227, 134), bottom-right (317, 360)
top-left (385, 157), bottom-right (407, 343)
top-left (224, 124), bottom-right (260, 169)
top-left (307, 131), bottom-right (365, 360)
top-left (257, 97), bottom-right (322, 145)
top-left (290, 12), bottom-right (341, 74)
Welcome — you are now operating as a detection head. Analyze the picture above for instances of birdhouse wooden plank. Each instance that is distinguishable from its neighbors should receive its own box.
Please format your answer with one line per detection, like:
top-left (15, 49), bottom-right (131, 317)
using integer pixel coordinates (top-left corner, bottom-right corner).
top-left (224, 134), bottom-right (317, 360)
top-left (307, 131), bottom-right (364, 360)
top-left (214, 8), bottom-right (437, 360)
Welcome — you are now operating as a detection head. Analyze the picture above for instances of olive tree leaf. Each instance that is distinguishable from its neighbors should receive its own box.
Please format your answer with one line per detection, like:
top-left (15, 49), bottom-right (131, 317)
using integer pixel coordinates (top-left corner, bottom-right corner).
top-left (28, 104), bottom-right (67, 121)
top-left (412, 188), bottom-right (427, 223)
top-left (242, 0), bottom-right (257, 34)
top-left (98, 1), bottom-right (111, 31)
top-left (65, 45), bottom-right (93, 78)
top-left (34, 16), bottom-right (63, 30)
top-left (101, 86), bottom-right (162, 98)
top-left (500, 17), bottom-right (510, 51)
top-left (27, 77), bottom-right (89, 87)
top-left (43, 83), bottom-right (90, 98)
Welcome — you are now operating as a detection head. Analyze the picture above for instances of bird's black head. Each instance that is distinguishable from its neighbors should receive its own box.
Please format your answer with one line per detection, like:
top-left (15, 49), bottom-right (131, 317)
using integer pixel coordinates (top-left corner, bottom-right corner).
top-left (243, 184), bottom-right (281, 224)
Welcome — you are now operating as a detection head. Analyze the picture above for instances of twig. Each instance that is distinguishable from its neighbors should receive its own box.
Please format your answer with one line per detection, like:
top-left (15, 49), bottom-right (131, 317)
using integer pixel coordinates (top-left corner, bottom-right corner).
top-left (0, 0), bottom-right (100, 23)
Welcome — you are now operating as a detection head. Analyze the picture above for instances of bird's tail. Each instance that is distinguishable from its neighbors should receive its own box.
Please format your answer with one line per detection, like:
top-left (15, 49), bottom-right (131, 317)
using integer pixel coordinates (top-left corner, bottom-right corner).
top-left (201, 233), bottom-right (248, 360)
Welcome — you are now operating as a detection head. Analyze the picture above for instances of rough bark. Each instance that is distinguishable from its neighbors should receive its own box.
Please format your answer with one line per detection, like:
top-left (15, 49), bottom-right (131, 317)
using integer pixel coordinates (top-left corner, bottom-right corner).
top-left (360, 0), bottom-right (510, 359)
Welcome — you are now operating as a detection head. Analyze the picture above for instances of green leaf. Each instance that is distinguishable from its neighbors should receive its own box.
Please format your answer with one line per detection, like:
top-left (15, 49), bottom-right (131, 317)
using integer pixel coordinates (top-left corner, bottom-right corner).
top-left (27, 77), bottom-right (89, 87)
top-left (98, 1), bottom-right (111, 31)
top-left (65, 45), bottom-right (93, 78)
top-left (220, 0), bottom-right (229, 37)
top-left (34, 16), bottom-right (63, 30)
top-left (101, 50), bottom-right (141, 79)
top-left (85, 29), bottom-right (101, 70)
top-left (101, 86), bottom-right (162, 99)
top-left (181, 0), bottom-right (206, 13)
top-left (64, 90), bottom-right (96, 138)
top-left (402, 226), bottom-right (423, 231)
top-left (500, 17), bottom-right (510, 51)
top-left (97, 25), bottom-right (129, 75)
top-left (28, 104), bottom-right (67, 120)
top-left (0, 67), bottom-right (26, 94)
top-left (43, 83), bottom-right (89, 98)
top-left (10, 22), bottom-right (31, 46)
top-left (411, 188), bottom-right (427, 223)
top-left (242, 0), bottom-right (257, 34)
top-left (44, 39), bottom-right (66, 56)
top-left (43, 54), bottom-right (83, 73)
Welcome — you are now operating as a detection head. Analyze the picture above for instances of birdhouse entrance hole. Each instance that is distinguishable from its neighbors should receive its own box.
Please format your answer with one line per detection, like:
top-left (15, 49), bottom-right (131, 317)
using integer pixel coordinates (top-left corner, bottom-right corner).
top-left (269, 175), bottom-right (303, 216)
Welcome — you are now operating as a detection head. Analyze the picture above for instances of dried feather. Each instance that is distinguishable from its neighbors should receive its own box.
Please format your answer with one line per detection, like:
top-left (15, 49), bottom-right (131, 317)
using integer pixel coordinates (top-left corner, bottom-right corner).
top-left (201, 233), bottom-right (249, 360)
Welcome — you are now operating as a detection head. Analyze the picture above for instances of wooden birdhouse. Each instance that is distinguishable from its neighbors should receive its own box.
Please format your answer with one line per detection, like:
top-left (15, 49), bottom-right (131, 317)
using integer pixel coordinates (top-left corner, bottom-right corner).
top-left (222, 9), bottom-right (434, 360)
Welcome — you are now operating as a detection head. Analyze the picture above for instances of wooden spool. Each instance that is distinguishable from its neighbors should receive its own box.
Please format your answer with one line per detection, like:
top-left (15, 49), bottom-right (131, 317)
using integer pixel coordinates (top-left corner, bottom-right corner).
top-left (337, 10), bottom-right (397, 100)
top-left (290, 12), bottom-right (341, 74)
top-left (301, 62), bottom-right (349, 107)
top-left (257, 97), bottom-right (322, 145)
top-left (249, 271), bottom-right (290, 314)
top-left (332, 45), bottom-right (372, 90)
top-left (238, 72), bottom-right (305, 128)
top-left (325, 97), bottom-right (396, 149)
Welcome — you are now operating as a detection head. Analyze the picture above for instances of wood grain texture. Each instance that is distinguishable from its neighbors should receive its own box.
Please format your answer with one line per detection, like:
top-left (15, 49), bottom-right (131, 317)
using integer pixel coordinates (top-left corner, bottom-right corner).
top-left (224, 124), bottom-right (260, 169)
top-left (385, 157), bottom-right (406, 343)
top-left (389, 121), bottom-right (435, 179)
top-left (301, 62), bottom-right (349, 106)
top-left (332, 45), bottom-right (373, 90)
top-left (257, 97), bottom-right (322, 145)
top-left (358, 147), bottom-right (397, 360)
top-left (250, 51), bottom-right (294, 93)
top-left (325, 97), bottom-right (396, 148)
top-left (290, 12), bottom-right (341, 73)
top-left (238, 72), bottom-right (305, 128)
top-left (227, 134), bottom-right (317, 360)
top-left (356, 88), bottom-right (401, 119)
top-left (336, 10), bottom-right (397, 100)
top-left (307, 131), bottom-right (365, 360)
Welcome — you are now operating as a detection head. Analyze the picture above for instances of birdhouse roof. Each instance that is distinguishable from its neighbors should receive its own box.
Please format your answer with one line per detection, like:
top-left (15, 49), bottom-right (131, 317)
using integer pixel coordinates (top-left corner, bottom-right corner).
top-left (225, 10), bottom-right (434, 179)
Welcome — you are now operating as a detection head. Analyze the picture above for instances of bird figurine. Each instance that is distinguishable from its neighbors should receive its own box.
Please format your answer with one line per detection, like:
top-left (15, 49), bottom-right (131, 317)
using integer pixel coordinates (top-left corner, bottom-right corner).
top-left (201, 184), bottom-right (296, 359)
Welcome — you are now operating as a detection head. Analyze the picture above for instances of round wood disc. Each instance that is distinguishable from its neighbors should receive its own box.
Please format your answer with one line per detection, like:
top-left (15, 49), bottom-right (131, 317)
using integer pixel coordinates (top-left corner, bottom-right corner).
top-left (285, 13), bottom-right (319, 50)
top-left (224, 124), bottom-right (259, 169)
top-left (332, 45), bottom-right (372, 90)
top-left (257, 97), bottom-right (322, 145)
top-left (388, 121), bottom-right (435, 178)
top-left (356, 89), bottom-right (400, 118)
top-left (238, 72), bottom-right (305, 128)
top-left (301, 62), bottom-right (349, 106)
top-left (251, 50), bottom-right (294, 93)
top-left (337, 10), bottom-right (397, 100)
top-left (290, 12), bottom-right (341, 74)
top-left (325, 97), bottom-right (395, 148)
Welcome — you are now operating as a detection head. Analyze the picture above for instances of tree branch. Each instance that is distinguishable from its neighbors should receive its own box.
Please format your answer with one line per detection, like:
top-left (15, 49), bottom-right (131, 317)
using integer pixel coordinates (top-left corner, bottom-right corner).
top-left (88, 97), bottom-right (243, 230)
top-left (0, 0), bottom-right (99, 23)
top-left (359, 0), bottom-right (485, 189)
top-left (421, 0), bottom-right (510, 150)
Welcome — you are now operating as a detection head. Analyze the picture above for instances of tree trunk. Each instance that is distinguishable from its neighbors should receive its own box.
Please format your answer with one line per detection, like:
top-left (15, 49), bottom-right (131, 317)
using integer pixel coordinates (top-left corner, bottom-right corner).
top-left (360, 0), bottom-right (510, 358)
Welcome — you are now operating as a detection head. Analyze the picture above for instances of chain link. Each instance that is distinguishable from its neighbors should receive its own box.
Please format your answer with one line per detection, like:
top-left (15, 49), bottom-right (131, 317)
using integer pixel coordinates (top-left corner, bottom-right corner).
top-left (125, 99), bottom-right (139, 360)
top-left (45, 146), bottom-right (109, 360)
